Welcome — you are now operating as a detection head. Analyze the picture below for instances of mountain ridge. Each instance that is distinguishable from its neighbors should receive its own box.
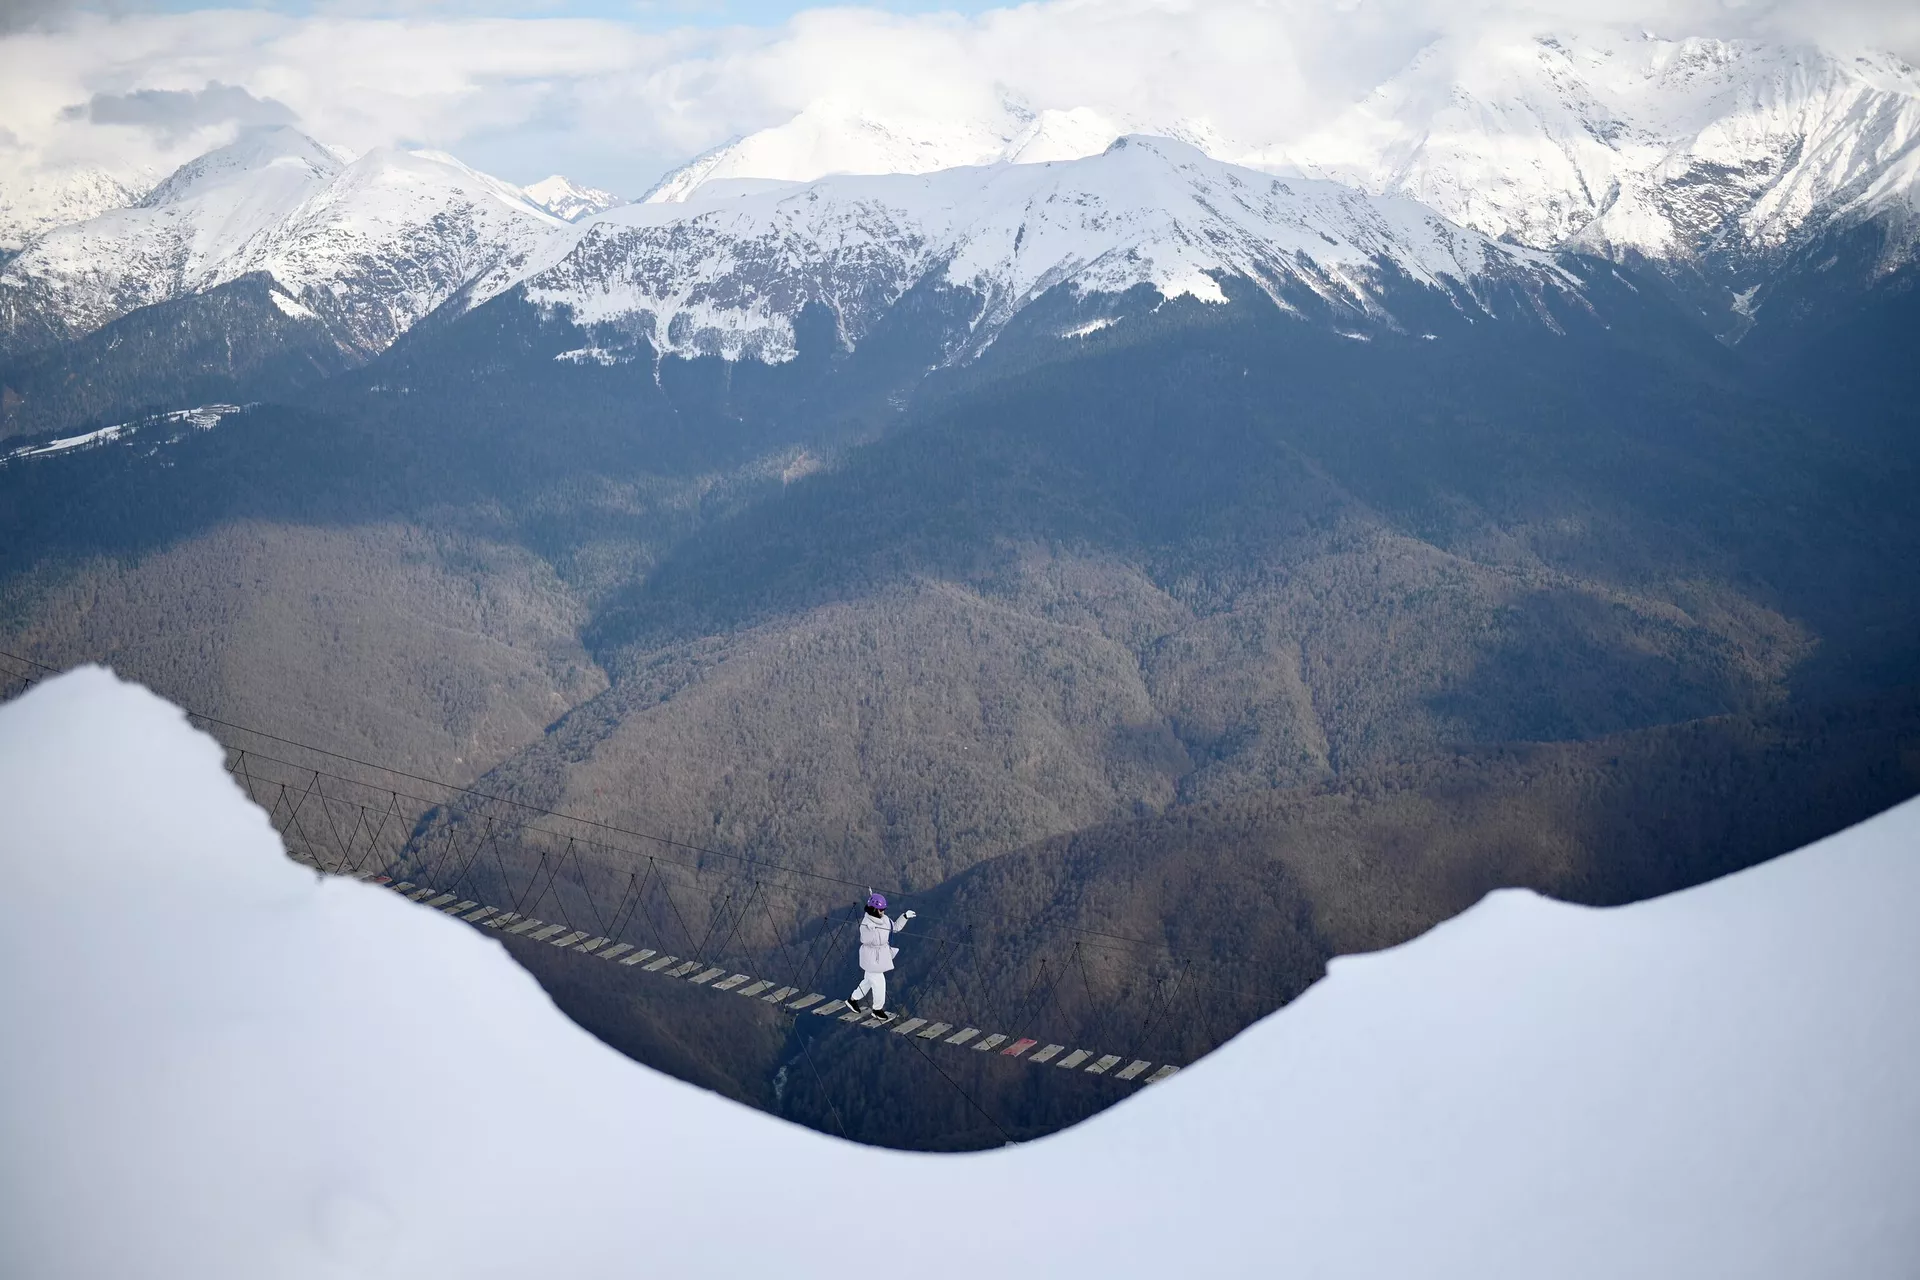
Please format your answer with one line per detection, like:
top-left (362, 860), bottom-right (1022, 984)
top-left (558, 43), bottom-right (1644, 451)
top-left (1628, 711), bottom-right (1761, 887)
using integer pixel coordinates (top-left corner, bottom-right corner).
top-left (1274, 31), bottom-right (1920, 335)
top-left (0, 126), bottom-right (567, 361)
top-left (5, 29), bottom-right (1918, 375)
top-left (489, 136), bottom-right (1585, 367)
top-left (638, 28), bottom-right (1920, 343)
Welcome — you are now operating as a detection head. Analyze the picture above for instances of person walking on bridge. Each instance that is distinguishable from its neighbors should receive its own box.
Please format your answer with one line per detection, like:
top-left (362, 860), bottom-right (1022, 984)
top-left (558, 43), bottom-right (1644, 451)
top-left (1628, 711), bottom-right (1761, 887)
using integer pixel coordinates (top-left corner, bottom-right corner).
top-left (848, 892), bottom-right (914, 1022)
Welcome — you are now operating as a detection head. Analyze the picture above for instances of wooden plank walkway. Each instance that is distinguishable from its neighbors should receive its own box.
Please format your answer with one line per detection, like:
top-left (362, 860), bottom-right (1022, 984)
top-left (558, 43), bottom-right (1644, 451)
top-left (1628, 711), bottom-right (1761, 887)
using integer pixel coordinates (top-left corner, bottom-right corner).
top-left (314, 857), bottom-right (1182, 1089)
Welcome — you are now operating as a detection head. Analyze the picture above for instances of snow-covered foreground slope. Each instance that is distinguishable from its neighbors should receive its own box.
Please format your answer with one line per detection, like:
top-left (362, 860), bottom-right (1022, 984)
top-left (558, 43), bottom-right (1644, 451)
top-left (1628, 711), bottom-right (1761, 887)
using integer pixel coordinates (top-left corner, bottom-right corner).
top-left (0, 127), bottom-right (564, 355)
top-left (507, 136), bottom-right (1574, 363)
top-left (1, 668), bottom-right (1914, 1278)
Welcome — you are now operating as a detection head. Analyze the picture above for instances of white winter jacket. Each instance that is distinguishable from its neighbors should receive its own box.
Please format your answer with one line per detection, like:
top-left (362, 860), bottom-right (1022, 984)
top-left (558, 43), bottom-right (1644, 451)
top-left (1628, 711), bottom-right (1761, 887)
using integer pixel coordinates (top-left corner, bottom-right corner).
top-left (857, 911), bottom-right (907, 973)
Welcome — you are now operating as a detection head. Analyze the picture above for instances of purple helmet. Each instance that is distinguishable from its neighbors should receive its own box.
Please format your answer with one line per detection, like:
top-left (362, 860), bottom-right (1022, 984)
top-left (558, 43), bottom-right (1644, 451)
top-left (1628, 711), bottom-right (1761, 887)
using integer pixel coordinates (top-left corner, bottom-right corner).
top-left (866, 892), bottom-right (887, 911)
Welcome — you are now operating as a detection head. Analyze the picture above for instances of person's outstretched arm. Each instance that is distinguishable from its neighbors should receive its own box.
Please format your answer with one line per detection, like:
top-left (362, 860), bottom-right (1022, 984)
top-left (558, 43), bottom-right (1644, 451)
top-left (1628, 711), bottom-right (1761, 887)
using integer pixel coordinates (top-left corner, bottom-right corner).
top-left (893, 910), bottom-right (915, 932)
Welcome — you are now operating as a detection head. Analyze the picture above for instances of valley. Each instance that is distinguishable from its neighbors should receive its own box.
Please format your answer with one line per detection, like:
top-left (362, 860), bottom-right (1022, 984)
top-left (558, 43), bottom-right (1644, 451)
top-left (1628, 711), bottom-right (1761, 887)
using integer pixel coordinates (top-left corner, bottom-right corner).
top-left (2, 23), bottom-right (1917, 1150)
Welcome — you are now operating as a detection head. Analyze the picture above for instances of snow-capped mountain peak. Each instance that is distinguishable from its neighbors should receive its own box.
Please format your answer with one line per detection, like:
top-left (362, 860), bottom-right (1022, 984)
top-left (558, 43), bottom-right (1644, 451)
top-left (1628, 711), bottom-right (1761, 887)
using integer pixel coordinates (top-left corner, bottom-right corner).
top-left (514, 134), bottom-right (1574, 366)
top-left (636, 28), bottom-right (1920, 336)
top-left (134, 126), bottom-right (341, 212)
top-left (0, 127), bottom-right (344, 349)
top-left (0, 132), bottom-right (567, 357)
top-left (642, 100), bottom-right (1026, 203)
top-left (219, 146), bottom-right (567, 353)
top-left (523, 175), bottom-right (623, 222)
top-left (1004, 107), bottom-right (1129, 165)
top-left (643, 97), bottom-right (1231, 205)
top-left (8, 28), bottom-right (1916, 367)
top-left (1268, 29), bottom-right (1920, 277)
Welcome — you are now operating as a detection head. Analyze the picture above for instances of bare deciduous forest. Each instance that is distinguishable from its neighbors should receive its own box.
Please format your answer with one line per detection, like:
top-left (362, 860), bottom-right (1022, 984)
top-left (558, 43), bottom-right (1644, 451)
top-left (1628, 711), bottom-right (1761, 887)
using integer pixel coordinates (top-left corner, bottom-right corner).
top-left (4, 269), bottom-right (1915, 1148)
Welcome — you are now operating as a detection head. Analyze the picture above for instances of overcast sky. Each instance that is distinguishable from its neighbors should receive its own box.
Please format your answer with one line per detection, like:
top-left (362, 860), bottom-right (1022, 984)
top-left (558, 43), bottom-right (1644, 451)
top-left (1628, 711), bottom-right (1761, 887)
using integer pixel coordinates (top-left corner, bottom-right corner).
top-left (2, 0), bottom-right (1917, 196)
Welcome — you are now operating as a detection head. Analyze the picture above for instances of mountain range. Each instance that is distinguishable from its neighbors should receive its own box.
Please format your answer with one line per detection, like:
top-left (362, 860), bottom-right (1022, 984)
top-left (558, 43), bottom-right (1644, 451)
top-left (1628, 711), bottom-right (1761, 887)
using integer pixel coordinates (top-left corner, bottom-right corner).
top-left (3, 29), bottom-right (1917, 417)
top-left (503, 136), bottom-right (1583, 367)
top-left (2, 24), bottom-right (1917, 1148)
top-left (648, 31), bottom-right (1920, 336)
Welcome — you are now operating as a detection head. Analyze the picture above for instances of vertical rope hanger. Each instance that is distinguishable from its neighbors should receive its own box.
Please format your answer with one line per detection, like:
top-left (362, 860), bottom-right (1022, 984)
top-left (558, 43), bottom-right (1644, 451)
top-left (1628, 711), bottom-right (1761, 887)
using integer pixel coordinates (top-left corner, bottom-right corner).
top-left (602, 870), bottom-right (642, 942)
top-left (710, 879), bottom-right (762, 969)
top-left (656, 865), bottom-right (701, 955)
top-left (511, 845), bottom-right (554, 917)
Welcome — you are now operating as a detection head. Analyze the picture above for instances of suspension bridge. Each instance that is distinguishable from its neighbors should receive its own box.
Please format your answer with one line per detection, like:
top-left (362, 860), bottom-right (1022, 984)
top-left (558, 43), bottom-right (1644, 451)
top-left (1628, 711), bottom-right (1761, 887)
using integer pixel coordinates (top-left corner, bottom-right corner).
top-left (0, 650), bottom-right (1278, 1137)
top-left (338, 859), bottom-right (1176, 1085)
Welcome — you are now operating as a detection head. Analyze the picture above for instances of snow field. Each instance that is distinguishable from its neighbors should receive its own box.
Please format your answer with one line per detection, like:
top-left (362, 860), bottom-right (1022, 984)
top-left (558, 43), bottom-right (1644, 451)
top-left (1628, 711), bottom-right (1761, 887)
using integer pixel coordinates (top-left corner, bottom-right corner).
top-left (1, 667), bottom-right (1915, 1278)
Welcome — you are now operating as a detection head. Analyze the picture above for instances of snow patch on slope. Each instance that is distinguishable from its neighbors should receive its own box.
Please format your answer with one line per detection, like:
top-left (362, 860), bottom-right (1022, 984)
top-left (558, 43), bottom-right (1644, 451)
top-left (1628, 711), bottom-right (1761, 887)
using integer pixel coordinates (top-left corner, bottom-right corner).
top-left (0, 403), bottom-right (243, 465)
top-left (1, 667), bottom-right (1916, 1277)
top-left (552, 346), bottom-right (623, 365)
top-left (268, 288), bottom-right (316, 320)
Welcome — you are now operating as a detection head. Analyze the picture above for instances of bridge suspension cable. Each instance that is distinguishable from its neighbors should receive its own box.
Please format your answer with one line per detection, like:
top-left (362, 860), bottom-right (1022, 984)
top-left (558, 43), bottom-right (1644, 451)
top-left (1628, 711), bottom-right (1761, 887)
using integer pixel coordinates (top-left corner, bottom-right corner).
top-left (0, 648), bottom-right (1272, 1089)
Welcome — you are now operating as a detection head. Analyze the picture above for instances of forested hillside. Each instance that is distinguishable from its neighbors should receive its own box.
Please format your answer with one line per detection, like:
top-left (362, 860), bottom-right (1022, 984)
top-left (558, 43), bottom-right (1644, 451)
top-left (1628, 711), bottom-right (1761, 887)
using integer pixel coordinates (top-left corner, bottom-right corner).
top-left (3, 242), bottom-right (1916, 1148)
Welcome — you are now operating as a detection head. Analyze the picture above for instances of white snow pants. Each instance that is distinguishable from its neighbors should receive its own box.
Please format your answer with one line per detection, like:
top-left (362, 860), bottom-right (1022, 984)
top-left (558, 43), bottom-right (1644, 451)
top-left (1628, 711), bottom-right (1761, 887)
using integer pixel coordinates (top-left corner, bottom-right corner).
top-left (851, 971), bottom-right (887, 1011)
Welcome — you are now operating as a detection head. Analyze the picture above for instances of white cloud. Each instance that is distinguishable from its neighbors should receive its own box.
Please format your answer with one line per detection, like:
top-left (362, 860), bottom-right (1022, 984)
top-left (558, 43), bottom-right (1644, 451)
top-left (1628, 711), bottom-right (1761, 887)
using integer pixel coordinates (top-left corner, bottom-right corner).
top-left (0, 0), bottom-right (1916, 196)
